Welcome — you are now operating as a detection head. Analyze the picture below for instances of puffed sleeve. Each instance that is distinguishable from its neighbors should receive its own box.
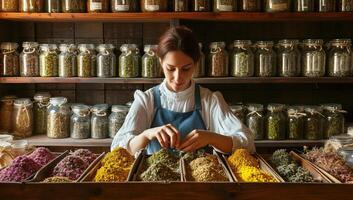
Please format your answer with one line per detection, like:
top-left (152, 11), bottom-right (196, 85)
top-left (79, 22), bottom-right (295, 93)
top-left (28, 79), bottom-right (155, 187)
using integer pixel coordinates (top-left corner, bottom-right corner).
top-left (208, 91), bottom-right (256, 154)
top-left (111, 89), bottom-right (154, 152)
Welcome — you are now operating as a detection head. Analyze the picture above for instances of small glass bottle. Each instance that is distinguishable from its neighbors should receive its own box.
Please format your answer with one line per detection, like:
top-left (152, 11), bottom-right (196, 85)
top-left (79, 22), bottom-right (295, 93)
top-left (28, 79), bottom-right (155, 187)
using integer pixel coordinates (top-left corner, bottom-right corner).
top-left (174, 0), bottom-right (189, 11)
top-left (140, 0), bottom-right (168, 12)
top-left (91, 104), bottom-right (109, 139)
top-left (96, 44), bottom-right (116, 78)
top-left (77, 44), bottom-right (96, 78)
top-left (191, 0), bottom-right (210, 11)
top-left (119, 44), bottom-right (140, 78)
top-left (246, 104), bottom-right (265, 140)
top-left (264, 0), bottom-right (291, 12)
top-left (239, 0), bottom-right (261, 11)
top-left (141, 45), bottom-right (161, 78)
top-left (276, 39), bottom-right (301, 77)
top-left (318, 0), bottom-right (336, 12)
top-left (0, 42), bottom-right (20, 77)
top-left (19, 0), bottom-right (44, 12)
top-left (33, 92), bottom-right (51, 135)
top-left (44, 0), bottom-right (61, 12)
top-left (193, 43), bottom-right (205, 78)
top-left (208, 42), bottom-right (229, 77)
top-left (1, 0), bottom-right (19, 11)
top-left (287, 106), bottom-right (305, 140)
top-left (20, 42), bottom-right (39, 77)
top-left (266, 103), bottom-right (286, 140)
top-left (70, 104), bottom-right (91, 139)
top-left (12, 98), bottom-right (33, 139)
top-left (47, 97), bottom-right (70, 139)
top-left (293, 0), bottom-right (315, 12)
top-left (61, 0), bottom-right (86, 12)
top-left (230, 40), bottom-right (254, 77)
top-left (213, 0), bottom-right (236, 12)
top-left (87, 0), bottom-right (109, 12)
top-left (304, 106), bottom-right (324, 140)
top-left (230, 105), bottom-right (245, 124)
top-left (39, 44), bottom-right (58, 77)
top-left (301, 39), bottom-right (326, 77)
top-left (59, 44), bottom-right (77, 77)
top-left (327, 39), bottom-right (352, 77)
top-left (0, 95), bottom-right (17, 134)
top-left (338, 0), bottom-right (353, 11)
top-left (322, 104), bottom-right (346, 139)
top-left (254, 41), bottom-right (276, 77)
top-left (111, 0), bottom-right (138, 12)
top-left (109, 105), bottom-right (129, 138)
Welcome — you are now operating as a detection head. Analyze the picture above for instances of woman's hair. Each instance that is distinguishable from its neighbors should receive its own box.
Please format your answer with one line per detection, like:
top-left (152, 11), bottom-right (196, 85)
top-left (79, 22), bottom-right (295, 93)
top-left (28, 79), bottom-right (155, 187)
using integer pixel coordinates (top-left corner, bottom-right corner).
top-left (157, 26), bottom-right (200, 63)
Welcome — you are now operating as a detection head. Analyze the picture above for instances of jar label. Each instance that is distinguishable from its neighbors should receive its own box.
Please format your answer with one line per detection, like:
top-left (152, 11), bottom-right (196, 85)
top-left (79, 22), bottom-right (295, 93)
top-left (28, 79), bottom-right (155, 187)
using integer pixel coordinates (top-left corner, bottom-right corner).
top-left (218, 5), bottom-right (233, 11)
top-left (91, 2), bottom-right (102, 10)
top-left (115, 4), bottom-right (129, 11)
top-left (270, 3), bottom-right (288, 11)
top-left (146, 5), bottom-right (159, 11)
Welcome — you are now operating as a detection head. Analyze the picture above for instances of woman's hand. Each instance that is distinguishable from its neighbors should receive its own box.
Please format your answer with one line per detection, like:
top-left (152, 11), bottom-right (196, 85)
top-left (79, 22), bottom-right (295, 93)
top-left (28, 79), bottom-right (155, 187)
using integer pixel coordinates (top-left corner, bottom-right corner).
top-left (177, 129), bottom-right (213, 152)
top-left (145, 124), bottom-right (181, 149)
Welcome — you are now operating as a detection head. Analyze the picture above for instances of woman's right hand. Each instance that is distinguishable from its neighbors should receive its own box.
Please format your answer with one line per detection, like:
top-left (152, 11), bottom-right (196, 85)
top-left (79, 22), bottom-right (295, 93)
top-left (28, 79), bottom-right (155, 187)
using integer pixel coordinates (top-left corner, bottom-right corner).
top-left (145, 124), bottom-right (181, 149)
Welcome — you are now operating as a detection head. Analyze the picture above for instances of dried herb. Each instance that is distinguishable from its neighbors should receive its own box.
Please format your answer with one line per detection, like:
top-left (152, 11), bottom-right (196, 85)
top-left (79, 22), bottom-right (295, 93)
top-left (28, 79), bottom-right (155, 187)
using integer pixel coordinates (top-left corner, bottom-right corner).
top-left (1, 0), bottom-right (19, 11)
top-left (91, 104), bottom-right (109, 139)
top-left (191, 0), bottom-right (210, 11)
top-left (193, 44), bottom-right (205, 78)
top-left (239, 0), bottom-right (261, 11)
top-left (87, 0), bottom-right (109, 12)
top-left (323, 104), bottom-right (345, 138)
top-left (302, 39), bottom-right (326, 77)
top-left (33, 93), bottom-right (50, 135)
top-left (188, 155), bottom-right (228, 182)
top-left (62, 0), bottom-right (86, 12)
top-left (59, 44), bottom-right (76, 77)
top-left (12, 99), bottom-right (33, 139)
top-left (70, 105), bottom-right (90, 139)
top-left (19, 0), bottom-right (44, 12)
top-left (77, 45), bottom-right (95, 77)
top-left (44, 0), bottom-right (61, 12)
top-left (293, 0), bottom-right (315, 12)
top-left (318, 0), bottom-right (336, 12)
top-left (208, 42), bottom-right (229, 77)
top-left (142, 45), bottom-right (160, 78)
top-left (47, 98), bottom-right (70, 139)
top-left (213, 0), bottom-right (235, 12)
top-left (277, 40), bottom-right (301, 77)
top-left (230, 105), bottom-right (245, 124)
top-left (246, 104), bottom-right (264, 140)
top-left (0, 96), bottom-right (16, 133)
top-left (255, 41), bottom-right (276, 77)
top-left (264, 0), bottom-right (290, 12)
top-left (230, 40), bottom-right (254, 77)
top-left (119, 44), bottom-right (140, 78)
top-left (141, 0), bottom-right (168, 12)
top-left (0, 43), bottom-right (20, 77)
top-left (287, 107), bottom-right (305, 140)
top-left (266, 104), bottom-right (286, 140)
top-left (328, 39), bottom-right (352, 77)
top-left (304, 107), bottom-right (323, 140)
top-left (39, 45), bottom-right (58, 77)
top-left (174, 0), bottom-right (189, 11)
top-left (338, 0), bottom-right (353, 11)
top-left (109, 105), bottom-right (128, 138)
top-left (20, 42), bottom-right (39, 77)
top-left (97, 44), bottom-right (116, 78)
top-left (111, 0), bottom-right (139, 12)
top-left (146, 149), bottom-right (179, 170)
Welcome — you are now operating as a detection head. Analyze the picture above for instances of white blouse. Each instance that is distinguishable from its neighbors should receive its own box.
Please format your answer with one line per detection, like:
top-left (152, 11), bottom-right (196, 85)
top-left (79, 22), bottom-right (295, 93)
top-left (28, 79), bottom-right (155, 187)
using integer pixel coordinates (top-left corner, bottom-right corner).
top-left (111, 79), bottom-right (256, 154)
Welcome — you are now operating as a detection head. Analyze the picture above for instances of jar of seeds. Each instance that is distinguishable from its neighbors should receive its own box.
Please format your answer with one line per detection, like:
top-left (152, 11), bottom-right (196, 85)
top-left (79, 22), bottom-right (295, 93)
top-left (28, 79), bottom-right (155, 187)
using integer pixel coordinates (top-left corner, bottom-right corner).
top-left (264, 0), bottom-right (291, 12)
top-left (19, 0), bottom-right (44, 12)
top-left (0, 95), bottom-right (16, 134)
top-left (213, 0), bottom-right (236, 12)
top-left (119, 44), bottom-right (140, 78)
top-left (61, 0), bottom-right (86, 12)
top-left (87, 0), bottom-right (109, 12)
top-left (304, 106), bottom-right (324, 140)
top-left (39, 44), bottom-right (58, 77)
top-left (109, 105), bottom-right (129, 138)
top-left (0, 42), bottom-right (19, 77)
top-left (293, 0), bottom-right (315, 12)
top-left (20, 42), bottom-right (39, 77)
top-left (59, 44), bottom-right (77, 77)
top-left (322, 104), bottom-right (346, 139)
top-left (191, 0), bottom-right (210, 11)
top-left (338, 0), bottom-right (353, 11)
top-left (254, 41), bottom-right (276, 77)
top-left (1, 0), bottom-right (19, 11)
top-left (91, 104), bottom-right (109, 139)
top-left (44, 0), bottom-right (61, 12)
top-left (246, 104), bottom-right (265, 140)
top-left (33, 92), bottom-right (51, 135)
top-left (193, 43), bottom-right (205, 78)
top-left (47, 97), bottom-right (70, 139)
top-left (77, 44), bottom-right (96, 77)
top-left (97, 44), bottom-right (116, 78)
top-left (230, 40), bottom-right (254, 77)
top-left (174, 0), bottom-right (189, 11)
top-left (230, 105), bottom-right (245, 124)
top-left (140, 0), bottom-right (168, 12)
top-left (111, 0), bottom-right (138, 12)
top-left (239, 0), bottom-right (261, 11)
top-left (70, 104), bottom-right (91, 139)
top-left (266, 103), bottom-right (286, 140)
top-left (12, 98), bottom-right (33, 139)
top-left (327, 39), bottom-right (352, 77)
top-left (302, 39), bottom-right (326, 77)
top-left (318, 0), bottom-right (336, 12)
top-left (142, 45), bottom-right (161, 78)
top-left (287, 106), bottom-right (305, 140)
top-left (276, 39), bottom-right (301, 77)
top-left (208, 42), bottom-right (228, 77)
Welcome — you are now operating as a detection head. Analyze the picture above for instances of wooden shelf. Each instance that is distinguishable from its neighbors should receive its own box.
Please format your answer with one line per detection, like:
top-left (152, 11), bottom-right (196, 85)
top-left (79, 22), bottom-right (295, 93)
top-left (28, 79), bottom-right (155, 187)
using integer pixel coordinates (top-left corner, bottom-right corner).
top-left (2, 77), bottom-right (353, 84)
top-left (1, 12), bottom-right (353, 22)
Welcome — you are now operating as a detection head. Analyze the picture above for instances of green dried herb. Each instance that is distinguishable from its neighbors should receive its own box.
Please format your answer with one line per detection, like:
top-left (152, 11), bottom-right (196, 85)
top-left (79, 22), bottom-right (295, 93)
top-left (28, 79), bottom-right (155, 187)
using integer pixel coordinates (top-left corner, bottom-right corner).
top-left (77, 52), bottom-right (92, 77)
top-left (230, 52), bottom-right (253, 77)
top-left (141, 54), bottom-right (159, 78)
top-left (214, 0), bottom-right (234, 11)
top-left (267, 114), bottom-right (285, 140)
top-left (34, 100), bottom-right (49, 135)
top-left (47, 112), bottom-right (70, 138)
top-left (40, 51), bottom-right (58, 77)
top-left (140, 162), bottom-right (180, 182)
top-left (271, 149), bottom-right (291, 166)
top-left (325, 114), bottom-right (344, 138)
top-left (119, 52), bottom-right (140, 78)
top-left (247, 113), bottom-right (264, 140)
top-left (62, 0), bottom-right (86, 13)
top-left (20, 50), bottom-right (39, 77)
top-left (147, 149), bottom-right (179, 170)
top-left (59, 51), bottom-right (76, 77)
top-left (97, 50), bottom-right (116, 78)
top-left (287, 115), bottom-right (304, 140)
top-left (70, 117), bottom-right (90, 139)
top-left (109, 111), bottom-right (127, 138)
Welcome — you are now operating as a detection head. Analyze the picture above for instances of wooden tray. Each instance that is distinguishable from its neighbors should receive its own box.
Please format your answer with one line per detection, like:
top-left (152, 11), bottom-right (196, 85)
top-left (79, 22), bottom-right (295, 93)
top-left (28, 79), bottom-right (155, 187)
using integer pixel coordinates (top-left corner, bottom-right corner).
top-left (221, 152), bottom-right (284, 183)
top-left (29, 151), bottom-right (105, 183)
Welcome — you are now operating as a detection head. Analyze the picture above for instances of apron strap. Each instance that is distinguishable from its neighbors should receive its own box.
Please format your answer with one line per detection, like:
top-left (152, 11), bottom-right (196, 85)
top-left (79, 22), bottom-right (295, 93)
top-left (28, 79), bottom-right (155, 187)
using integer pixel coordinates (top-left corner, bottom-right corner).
top-left (195, 84), bottom-right (202, 111)
top-left (153, 85), bottom-right (162, 109)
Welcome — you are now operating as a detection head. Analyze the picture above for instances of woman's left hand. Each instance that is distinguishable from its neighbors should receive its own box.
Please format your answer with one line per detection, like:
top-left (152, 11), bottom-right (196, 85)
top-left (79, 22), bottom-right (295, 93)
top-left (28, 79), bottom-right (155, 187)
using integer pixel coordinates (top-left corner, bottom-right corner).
top-left (177, 129), bottom-right (214, 152)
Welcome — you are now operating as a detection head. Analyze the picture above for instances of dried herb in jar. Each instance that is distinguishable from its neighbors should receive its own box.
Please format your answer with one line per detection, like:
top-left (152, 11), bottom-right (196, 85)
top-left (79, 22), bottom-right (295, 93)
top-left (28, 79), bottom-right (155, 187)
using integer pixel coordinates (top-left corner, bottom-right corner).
top-left (264, 0), bottom-right (290, 12)
top-left (12, 98), bottom-right (33, 139)
top-left (47, 97), bottom-right (70, 139)
top-left (96, 44), bottom-right (116, 78)
top-left (246, 104), bottom-right (265, 140)
top-left (87, 0), bottom-right (109, 12)
top-left (239, 0), bottom-right (261, 11)
top-left (276, 39), bottom-right (301, 77)
top-left (0, 96), bottom-right (16, 133)
top-left (119, 44), bottom-right (140, 78)
top-left (322, 104), bottom-right (346, 139)
top-left (318, 0), bottom-right (336, 12)
top-left (230, 40), bottom-right (254, 77)
top-left (338, 0), bottom-right (353, 11)
top-left (20, 42), bottom-right (39, 77)
top-left (327, 39), bottom-right (352, 77)
top-left (1, 0), bottom-right (19, 12)
top-left (59, 44), bottom-right (77, 77)
top-left (62, 0), bottom-right (86, 12)
top-left (33, 92), bottom-right (51, 135)
top-left (208, 42), bottom-right (229, 77)
top-left (0, 42), bottom-right (20, 77)
top-left (70, 104), bottom-right (91, 139)
top-left (266, 104), bottom-right (286, 140)
top-left (287, 106), bottom-right (305, 140)
top-left (254, 41), bottom-right (276, 77)
top-left (77, 44), bottom-right (95, 77)
top-left (304, 106), bottom-right (324, 140)
top-left (111, 0), bottom-right (139, 12)
top-left (192, 0), bottom-right (210, 11)
top-left (213, 0), bottom-right (236, 12)
top-left (39, 44), bottom-right (59, 77)
top-left (91, 104), bottom-right (109, 139)
top-left (109, 105), bottom-right (129, 138)
top-left (141, 0), bottom-right (168, 12)
top-left (44, 0), bottom-right (61, 12)
top-left (141, 45), bottom-right (160, 78)
top-left (19, 0), bottom-right (44, 12)
top-left (174, 0), bottom-right (189, 11)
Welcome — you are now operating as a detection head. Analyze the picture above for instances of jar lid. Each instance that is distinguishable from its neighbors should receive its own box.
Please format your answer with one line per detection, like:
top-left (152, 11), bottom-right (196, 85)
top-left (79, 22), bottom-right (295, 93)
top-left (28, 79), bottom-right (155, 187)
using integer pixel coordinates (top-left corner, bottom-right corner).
top-left (78, 44), bottom-right (95, 51)
top-left (267, 103), bottom-right (286, 112)
top-left (209, 42), bottom-right (226, 49)
top-left (304, 105), bottom-right (323, 113)
top-left (97, 44), bottom-right (115, 52)
top-left (72, 104), bottom-right (90, 115)
top-left (255, 41), bottom-right (274, 47)
top-left (40, 44), bottom-right (58, 51)
top-left (321, 103), bottom-right (343, 111)
top-left (278, 39), bottom-right (299, 46)
top-left (287, 106), bottom-right (305, 113)
top-left (22, 42), bottom-right (39, 48)
top-left (49, 97), bottom-right (68, 106)
top-left (1, 95), bottom-right (17, 101)
top-left (91, 104), bottom-right (109, 113)
top-left (59, 44), bottom-right (77, 52)
top-left (302, 39), bottom-right (324, 46)
top-left (112, 105), bottom-right (129, 113)
top-left (329, 39), bottom-right (352, 46)
top-left (1, 42), bottom-right (19, 51)
top-left (247, 103), bottom-right (263, 112)
top-left (120, 44), bottom-right (139, 52)
top-left (330, 134), bottom-right (353, 144)
top-left (11, 139), bottom-right (28, 149)
top-left (0, 134), bottom-right (13, 142)
top-left (34, 92), bottom-right (51, 101)
top-left (144, 45), bottom-right (158, 53)
top-left (230, 105), bottom-right (243, 112)
top-left (14, 98), bottom-right (33, 107)
top-left (233, 40), bottom-right (252, 47)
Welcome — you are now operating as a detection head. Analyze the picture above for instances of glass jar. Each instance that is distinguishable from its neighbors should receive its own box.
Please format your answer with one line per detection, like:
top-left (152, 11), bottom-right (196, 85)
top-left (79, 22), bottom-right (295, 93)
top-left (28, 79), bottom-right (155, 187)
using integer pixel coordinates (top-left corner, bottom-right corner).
top-left (338, 0), bottom-right (353, 11)
top-left (109, 105), bottom-right (129, 138)
top-left (174, 0), bottom-right (189, 11)
top-left (111, 0), bottom-right (138, 12)
top-left (97, 44), bottom-right (116, 78)
top-left (12, 98), bottom-right (33, 139)
top-left (19, 0), bottom-right (44, 12)
top-left (266, 103), bottom-right (286, 140)
top-left (193, 43), bottom-right (205, 78)
top-left (287, 106), bottom-right (305, 140)
top-left (326, 134), bottom-right (353, 152)
top-left (208, 42), bottom-right (229, 77)
top-left (62, 0), bottom-right (86, 12)
top-left (304, 106), bottom-right (324, 140)
top-left (33, 92), bottom-right (51, 135)
top-left (327, 39), bottom-right (352, 77)
top-left (20, 42), bottom-right (39, 77)
top-left (191, 0), bottom-right (210, 11)
top-left (39, 44), bottom-right (58, 77)
top-left (140, 0), bottom-right (168, 12)
top-left (1, 0), bottom-right (19, 11)
top-left (0, 95), bottom-right (16, 134)
top-left (59, 44), bottom-right (77, 77)
top-left (70, 104), bottom-right (91, 139)
top-left (142, 45), bottom-right (161, 78)
top-left (246, 104), bottom-right (265, 140)
top-left (254, 41), bottom-right (276, 77)
top-left (0, 42), bottom-right (19, 77)
top-left (230, 40), bottom-right (254, 77)
top-left (239, 0), bottom-right (261, 11)
top-left (77, 44), bottom-right (96, 77)
top-left (301, 39), bottom-right (326, 77)
top-left (91, 104), bottom-right (109, 139)
top-left (213, 0), bottom-right (236, 12)
top-left (119, 44), bottom-right (140, 78)
top-left (276, 39), bottom-right (301, 77)
top-left (322, 104), bottom-right (346, 139)
top-left (47, 97), bottom-right (70, 139)
top-left (230, 105), bottom-right (245, 124)
top-left (87, 0), bottom-right (109, 12)
top-left (45, 0), bottom-right (60, 12)
top-left (293, 0), bottom-right (314, 12)
top-left (264, 0), bottom-right (291, 12)
top-left (318, 0), bottom-right (336, 12)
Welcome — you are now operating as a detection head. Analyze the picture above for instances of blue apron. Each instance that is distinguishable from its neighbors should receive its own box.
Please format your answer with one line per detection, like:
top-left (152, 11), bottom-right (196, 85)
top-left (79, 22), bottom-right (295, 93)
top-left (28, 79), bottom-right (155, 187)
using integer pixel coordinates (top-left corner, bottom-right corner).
top-left (146, 84), bottom-right (207, 155)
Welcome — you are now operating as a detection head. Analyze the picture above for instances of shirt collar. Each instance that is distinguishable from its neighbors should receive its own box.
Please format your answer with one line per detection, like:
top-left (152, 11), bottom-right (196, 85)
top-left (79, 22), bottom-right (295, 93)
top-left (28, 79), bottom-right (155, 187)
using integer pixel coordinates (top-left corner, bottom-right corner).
top-left (160, 79), bottom-right (195, 100)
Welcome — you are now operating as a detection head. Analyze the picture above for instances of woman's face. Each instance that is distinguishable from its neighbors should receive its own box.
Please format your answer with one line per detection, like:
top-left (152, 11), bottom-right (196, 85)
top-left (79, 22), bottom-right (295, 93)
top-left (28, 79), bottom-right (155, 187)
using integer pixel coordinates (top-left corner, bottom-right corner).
top-left (161, 50), bottom-right (195, 92)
